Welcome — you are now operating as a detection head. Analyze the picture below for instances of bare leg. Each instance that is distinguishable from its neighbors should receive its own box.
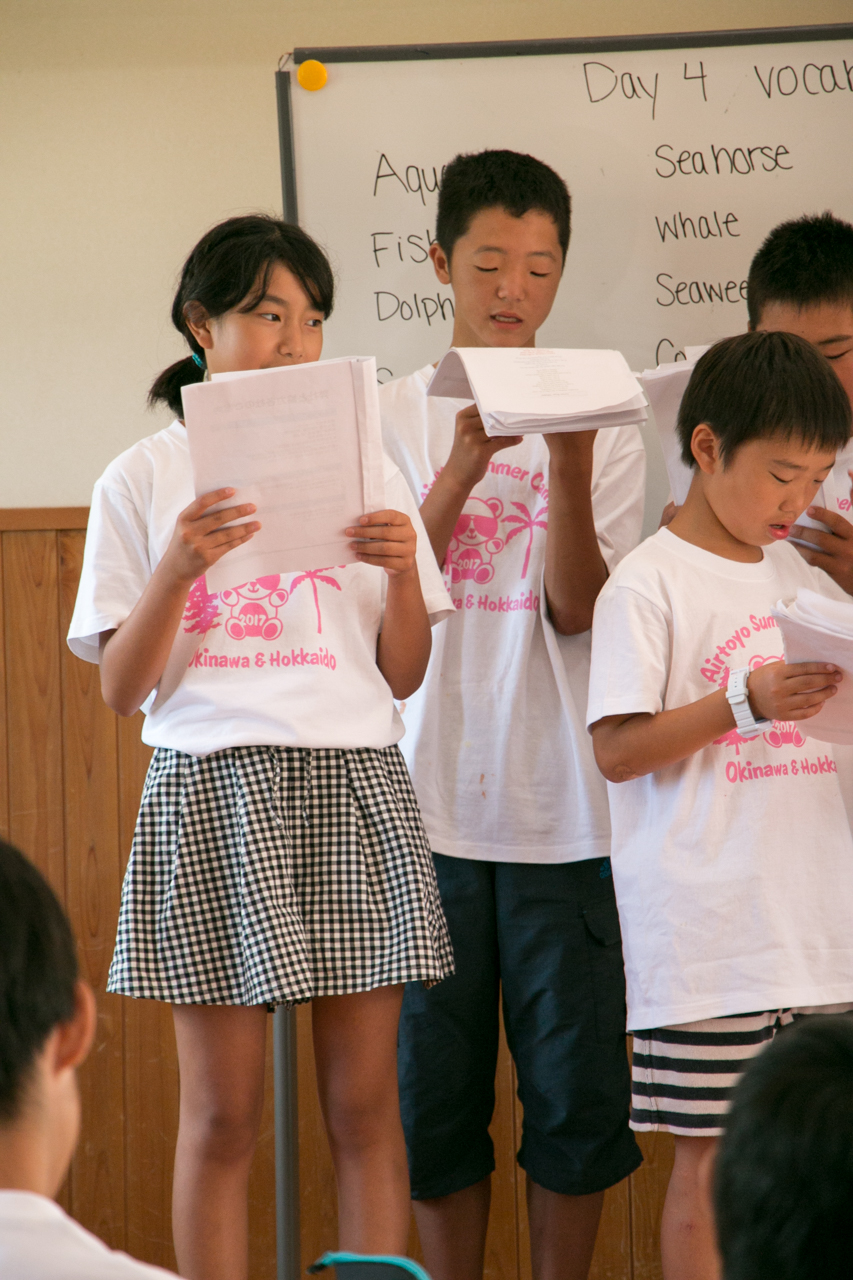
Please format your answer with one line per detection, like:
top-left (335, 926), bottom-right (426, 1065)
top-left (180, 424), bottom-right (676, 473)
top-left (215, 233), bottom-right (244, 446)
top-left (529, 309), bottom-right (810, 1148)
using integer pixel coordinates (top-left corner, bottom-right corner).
top-left (527, 1176), bottom-right (605, 1280)
top-left (171, 1004), bottom-right (268, 1280)
top-left (660, 1136), bottom-right (720, 1280)
top-left (312, 984), bottom-right (410, 1253)
top-left (412, 1176), bottom-right (491, 1280)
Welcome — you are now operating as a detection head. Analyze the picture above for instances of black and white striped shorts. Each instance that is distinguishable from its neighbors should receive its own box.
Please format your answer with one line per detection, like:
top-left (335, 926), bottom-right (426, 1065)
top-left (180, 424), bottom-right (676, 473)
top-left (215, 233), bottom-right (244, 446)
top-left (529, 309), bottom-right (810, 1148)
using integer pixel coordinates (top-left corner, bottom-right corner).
top-left (631, 1003), bottom-right (853, 1135)
top-left (107, 744), bottom-right (454, 1007)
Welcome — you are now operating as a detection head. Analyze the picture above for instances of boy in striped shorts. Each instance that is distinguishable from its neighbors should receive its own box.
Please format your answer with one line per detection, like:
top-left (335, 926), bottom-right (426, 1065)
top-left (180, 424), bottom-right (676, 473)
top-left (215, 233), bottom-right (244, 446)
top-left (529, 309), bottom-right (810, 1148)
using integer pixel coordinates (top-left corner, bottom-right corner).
top-left (587, 332), bottom-right (853, 1280)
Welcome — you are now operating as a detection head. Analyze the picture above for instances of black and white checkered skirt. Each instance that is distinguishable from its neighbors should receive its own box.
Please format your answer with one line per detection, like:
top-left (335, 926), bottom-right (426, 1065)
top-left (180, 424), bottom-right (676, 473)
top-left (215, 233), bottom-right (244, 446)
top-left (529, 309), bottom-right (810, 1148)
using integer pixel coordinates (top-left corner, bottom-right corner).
top-left (107, 744), bottom-right (454, 1006)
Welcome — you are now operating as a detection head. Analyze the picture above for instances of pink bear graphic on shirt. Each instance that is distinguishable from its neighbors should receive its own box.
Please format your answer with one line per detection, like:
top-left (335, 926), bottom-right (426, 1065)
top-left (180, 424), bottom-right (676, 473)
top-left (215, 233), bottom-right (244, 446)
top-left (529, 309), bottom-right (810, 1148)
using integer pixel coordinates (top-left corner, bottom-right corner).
top-left (447, 496), bottom-right (505, 584)
top-left (763, 721), bottom-right (806, 748)
top-left (220, 576), bottom-right (289, 640)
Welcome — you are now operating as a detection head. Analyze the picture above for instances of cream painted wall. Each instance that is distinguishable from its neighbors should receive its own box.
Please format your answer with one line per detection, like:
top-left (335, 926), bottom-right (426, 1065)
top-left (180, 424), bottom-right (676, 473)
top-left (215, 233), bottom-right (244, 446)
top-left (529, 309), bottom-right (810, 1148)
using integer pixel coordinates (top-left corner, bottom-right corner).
top-left (2, 0), bottom-right (852, 505)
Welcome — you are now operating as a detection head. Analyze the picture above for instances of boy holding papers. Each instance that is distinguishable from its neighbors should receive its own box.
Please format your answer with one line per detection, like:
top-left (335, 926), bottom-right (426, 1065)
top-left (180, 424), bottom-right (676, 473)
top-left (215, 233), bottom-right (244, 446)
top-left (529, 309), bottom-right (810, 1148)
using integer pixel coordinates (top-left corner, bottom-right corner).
top-left (380, 150), bottom-right (644, 1280)
top-left (588, 331), bottom-right (853, 1280)
top-left (749, 212), bottom-right (853, 595)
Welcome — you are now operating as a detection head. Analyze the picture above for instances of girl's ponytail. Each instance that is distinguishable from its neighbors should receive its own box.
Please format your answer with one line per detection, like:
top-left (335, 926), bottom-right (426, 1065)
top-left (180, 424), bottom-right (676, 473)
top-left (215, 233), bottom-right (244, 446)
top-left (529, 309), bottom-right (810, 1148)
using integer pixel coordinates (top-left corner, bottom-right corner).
top-left (149, 354), bottom-right (205, 418)
top-left (148, 214), bottom-right (334, 421)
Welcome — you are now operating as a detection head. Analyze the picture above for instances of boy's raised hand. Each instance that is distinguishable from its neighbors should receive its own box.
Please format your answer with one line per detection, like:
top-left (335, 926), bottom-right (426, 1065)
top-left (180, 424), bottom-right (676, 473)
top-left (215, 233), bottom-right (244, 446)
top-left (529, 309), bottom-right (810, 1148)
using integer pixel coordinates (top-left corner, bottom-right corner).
top-left (789, 500), bottom-right (853, 597)
top-left (163, 489), bottom-right (260, 584)
top-left (445, 404), bottom-right (523, 490)
top-left (347, 510), bottom-right (418, 577)
top-left (747, 660), bottom-right (842, 722)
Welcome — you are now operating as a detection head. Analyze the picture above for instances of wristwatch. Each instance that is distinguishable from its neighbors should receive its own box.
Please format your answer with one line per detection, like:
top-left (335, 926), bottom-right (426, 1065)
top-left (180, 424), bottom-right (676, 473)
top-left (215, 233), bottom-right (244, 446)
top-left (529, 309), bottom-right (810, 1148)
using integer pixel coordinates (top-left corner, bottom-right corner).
top-left (726, 667), bottom-right (772, 739)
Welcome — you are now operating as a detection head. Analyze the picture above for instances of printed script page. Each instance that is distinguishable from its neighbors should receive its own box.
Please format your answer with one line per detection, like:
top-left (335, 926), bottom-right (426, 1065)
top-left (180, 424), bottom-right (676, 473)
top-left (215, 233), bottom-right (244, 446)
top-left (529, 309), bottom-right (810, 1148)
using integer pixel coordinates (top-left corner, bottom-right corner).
top-left (639, 363), bottom-right (695, 506)
top-left (457, 348), bottom-right (641, 417)
top-left (774, 606), bottom-right (853, 746)
top-left (182, 359), bottom-right (375, 593)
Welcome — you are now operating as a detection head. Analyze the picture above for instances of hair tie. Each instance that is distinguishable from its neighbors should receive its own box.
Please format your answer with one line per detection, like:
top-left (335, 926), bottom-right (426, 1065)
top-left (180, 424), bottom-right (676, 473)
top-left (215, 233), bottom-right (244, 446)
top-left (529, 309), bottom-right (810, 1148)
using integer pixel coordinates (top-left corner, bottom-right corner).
top-left (191, 351), bottom-right (206, 370)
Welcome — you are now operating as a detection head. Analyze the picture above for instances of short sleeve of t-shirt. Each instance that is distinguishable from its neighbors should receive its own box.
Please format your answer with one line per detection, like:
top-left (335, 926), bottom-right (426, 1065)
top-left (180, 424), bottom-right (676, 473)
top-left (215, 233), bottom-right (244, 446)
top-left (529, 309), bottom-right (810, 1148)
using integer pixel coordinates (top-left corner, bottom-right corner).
top-left (68, 472), bottom-right (152, 663)
top-left (383, 459), bottom-right (453, 626)
top-left (587, 582), bottom-right (671, 726)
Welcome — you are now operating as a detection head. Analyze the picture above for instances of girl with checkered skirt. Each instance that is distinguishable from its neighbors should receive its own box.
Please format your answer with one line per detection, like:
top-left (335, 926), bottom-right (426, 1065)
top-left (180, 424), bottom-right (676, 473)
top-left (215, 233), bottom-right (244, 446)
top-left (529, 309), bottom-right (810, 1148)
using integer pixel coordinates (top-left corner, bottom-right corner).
top-left (68, 216), bottom-right (454, 1280)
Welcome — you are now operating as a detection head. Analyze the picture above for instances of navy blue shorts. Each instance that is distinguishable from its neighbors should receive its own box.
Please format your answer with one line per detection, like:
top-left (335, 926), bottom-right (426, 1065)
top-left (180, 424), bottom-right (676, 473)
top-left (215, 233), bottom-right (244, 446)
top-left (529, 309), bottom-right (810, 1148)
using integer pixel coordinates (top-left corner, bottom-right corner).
top-left (398, 854), bottom-right (642, 1199)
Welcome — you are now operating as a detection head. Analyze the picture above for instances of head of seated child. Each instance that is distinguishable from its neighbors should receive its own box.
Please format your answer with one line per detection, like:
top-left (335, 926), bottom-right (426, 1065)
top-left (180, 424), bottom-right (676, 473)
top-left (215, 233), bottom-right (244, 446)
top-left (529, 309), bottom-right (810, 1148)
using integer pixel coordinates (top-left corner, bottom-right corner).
top-left (671, 331), bottom-right (852, 561)
top-left (430, 149), bottom-right (570, 349)
top-left (748, 211), bottom-right (853, 408)
top-left (0, 840), bottom-right (96, 1197)
top-left (713, 1014), bottom-right (853, 1280)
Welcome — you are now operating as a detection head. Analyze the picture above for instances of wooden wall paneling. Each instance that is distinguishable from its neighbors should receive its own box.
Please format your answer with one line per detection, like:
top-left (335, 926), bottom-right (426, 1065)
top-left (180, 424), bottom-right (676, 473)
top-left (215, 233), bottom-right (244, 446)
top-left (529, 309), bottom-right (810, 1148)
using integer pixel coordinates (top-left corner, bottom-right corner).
top-left (296, 1001), bottom-right (339, 1269)
top-left (629, 1133), bottom-right (674, 1280)
top-left (3, 531), bottom-right (65, 893)
top-left (247, 1018), bottom-right (277, 1279)
top-left (116, 713), bottom-right (181, 1271)
top-left (122, 996), bottom-right (180, 1271)
top-left (0, 535), bottom-right (9, 839)
top-left (3, 529), bottom-right (70, 1211)
top-left (58, 530), bottom-right (126, 1249)
top-left (0, 507), bottom-right (89, 531)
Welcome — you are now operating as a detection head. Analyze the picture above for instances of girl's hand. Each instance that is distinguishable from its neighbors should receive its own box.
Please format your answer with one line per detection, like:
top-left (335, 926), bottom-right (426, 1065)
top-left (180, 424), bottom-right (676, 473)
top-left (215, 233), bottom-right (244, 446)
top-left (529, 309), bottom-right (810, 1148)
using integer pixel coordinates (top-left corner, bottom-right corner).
top-left (746, 660), bottom-right (842, 722)
top-left (163, 488), bottom-right (260, 584)
top-left (346, 510), bottom-right (418, 577)
top-left (444, 404), bottom-right (523, 491)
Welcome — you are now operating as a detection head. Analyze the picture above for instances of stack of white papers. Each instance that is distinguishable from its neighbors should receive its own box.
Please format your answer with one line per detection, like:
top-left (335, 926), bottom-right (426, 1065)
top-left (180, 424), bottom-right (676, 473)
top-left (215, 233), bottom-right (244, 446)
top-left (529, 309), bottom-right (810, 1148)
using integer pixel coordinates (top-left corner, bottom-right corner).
top-left (181, 356), bottom-right (385, 593)
top-left (638, 347), bottom-right (709, 506)
top-left (426, 348), bottom-right (647, 437)
top-left (772, 588), bottom-right (853, 744)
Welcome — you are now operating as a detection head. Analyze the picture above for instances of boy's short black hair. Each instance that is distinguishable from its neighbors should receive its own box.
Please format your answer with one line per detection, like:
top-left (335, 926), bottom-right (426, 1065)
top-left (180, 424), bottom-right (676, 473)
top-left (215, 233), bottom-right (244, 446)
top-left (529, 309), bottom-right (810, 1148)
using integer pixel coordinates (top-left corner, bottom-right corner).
top-left (436, 150), bottom-right (571, 265)
top-left (747, 211), bottom-right (853, 327)
top-left (0, 840), bottom-right (78, 1122)
top-left (714, 1015), bottom-right (853, 1280)
top-left (677, 330), bottom-right (851, 468)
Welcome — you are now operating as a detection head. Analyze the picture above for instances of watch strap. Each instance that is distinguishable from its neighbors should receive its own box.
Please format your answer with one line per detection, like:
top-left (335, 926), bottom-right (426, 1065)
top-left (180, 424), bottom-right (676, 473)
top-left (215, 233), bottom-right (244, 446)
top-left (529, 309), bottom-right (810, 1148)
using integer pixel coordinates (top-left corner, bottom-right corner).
top-left (726, 667), bottom-right (772, 739)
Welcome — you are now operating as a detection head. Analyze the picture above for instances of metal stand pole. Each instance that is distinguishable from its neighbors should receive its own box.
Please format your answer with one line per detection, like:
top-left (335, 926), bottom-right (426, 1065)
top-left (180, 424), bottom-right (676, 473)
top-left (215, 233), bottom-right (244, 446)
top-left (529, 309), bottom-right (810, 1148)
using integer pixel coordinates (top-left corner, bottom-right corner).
top-left (274, 1006), bottom-right (301, 1280)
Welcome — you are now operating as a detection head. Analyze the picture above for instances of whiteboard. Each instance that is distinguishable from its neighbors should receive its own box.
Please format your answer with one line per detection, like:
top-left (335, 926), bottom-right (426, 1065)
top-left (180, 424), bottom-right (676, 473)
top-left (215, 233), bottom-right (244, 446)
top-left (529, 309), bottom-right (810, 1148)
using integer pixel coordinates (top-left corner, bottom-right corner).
top-left (279, 26), bottom-right (853, 530)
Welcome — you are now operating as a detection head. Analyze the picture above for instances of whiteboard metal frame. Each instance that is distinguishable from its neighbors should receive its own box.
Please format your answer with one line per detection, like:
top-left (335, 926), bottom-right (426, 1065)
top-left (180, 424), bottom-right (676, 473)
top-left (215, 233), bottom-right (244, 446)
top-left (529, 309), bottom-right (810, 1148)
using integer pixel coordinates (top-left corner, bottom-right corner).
top-left (276, 23), bottom-right (853, 219)
top-left (292, 23), bottom-right (853, 64)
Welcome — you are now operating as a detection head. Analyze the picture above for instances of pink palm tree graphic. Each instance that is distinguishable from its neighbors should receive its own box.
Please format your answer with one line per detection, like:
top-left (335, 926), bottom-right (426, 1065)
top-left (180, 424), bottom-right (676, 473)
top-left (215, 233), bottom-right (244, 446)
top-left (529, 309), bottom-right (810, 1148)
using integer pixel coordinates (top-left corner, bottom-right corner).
top-left (289, 568), bottom-right (342, 634)
top-left (502, 501), bottom-right (549, 579)
top-left (183, 575), bottom-right (221, 635)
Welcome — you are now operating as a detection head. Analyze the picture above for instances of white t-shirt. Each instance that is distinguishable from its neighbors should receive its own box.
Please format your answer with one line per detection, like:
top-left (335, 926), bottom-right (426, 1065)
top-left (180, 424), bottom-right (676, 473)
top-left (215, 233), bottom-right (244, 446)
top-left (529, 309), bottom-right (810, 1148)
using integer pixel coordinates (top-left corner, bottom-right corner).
top-left (819, 436), bottom-right (853, 524)
top-left (0, 1191), bottom-right (176, 1280)
top-left (67, 422), bottom-right (453, 756)
top-left (587, 527), bottom-right (853, 1029)
top-left (379, 364), bottom-right (646, 863)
